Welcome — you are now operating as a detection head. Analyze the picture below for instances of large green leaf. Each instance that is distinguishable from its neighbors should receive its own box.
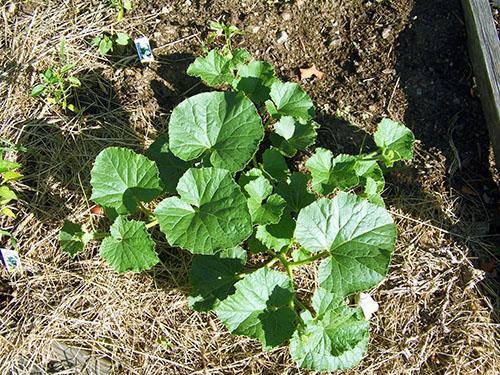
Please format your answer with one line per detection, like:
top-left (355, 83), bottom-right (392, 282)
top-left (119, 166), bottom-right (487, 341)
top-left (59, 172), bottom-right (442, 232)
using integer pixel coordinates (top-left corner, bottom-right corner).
top-left (233, 60), bottom-right (278, 103)
top-left (90, 147), bottom-right (162, 215)
top-left (374, 118), bottom-right (415, 167)
top-left (290, 288), bottom-right (369, 371)
top-left (99, 216), bottom-right (159, 273)
top-left (188, 246), bottom-right (247, 311)
top-left (215, 267), bottom-right (296, 349)
top-left (306, 148), bottom-right (359, 194)
top-left (266, 81), bottom-right (315, 120)
top-left (256, 211), bottom-right (295, 251)
top-left (270, 116), bottom-right (317, 157)
top-left (262, 148), bottom-right (289, 182)
top-left (154, 168), bottom-right (252, 254)
top-left (186, 49), bottom-right (234, 87)
top-left (244, 175), bottom-right (286, 225)
top-left (59, 220), bottom-right (93, 257)
top-left (145, 133), bottom-right (190, 194)
top-left (169, 92), bottom-right (263, 172)
top-left (276, 172), bottom-right (315, 213)
top-left (295, 193), bottom-right (396, 296)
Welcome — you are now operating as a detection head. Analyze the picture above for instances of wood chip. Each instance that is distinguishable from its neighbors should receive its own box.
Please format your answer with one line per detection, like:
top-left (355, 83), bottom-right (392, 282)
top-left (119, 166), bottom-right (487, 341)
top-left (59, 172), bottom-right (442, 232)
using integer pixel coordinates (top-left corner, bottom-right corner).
top-left (300, 65), bottom-right (324, 80)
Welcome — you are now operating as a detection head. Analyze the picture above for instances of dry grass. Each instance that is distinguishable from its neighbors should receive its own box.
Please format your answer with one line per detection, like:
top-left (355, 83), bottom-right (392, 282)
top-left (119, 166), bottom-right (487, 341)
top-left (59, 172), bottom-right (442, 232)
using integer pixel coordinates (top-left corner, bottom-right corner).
top-left (1, 1), bottom-right (499, 374)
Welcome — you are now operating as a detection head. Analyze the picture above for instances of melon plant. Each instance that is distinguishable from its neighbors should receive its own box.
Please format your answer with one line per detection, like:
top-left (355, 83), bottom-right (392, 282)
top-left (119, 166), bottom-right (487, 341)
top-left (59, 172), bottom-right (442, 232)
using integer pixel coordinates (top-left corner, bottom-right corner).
top-left (60, 27), bottom-right (414, 371)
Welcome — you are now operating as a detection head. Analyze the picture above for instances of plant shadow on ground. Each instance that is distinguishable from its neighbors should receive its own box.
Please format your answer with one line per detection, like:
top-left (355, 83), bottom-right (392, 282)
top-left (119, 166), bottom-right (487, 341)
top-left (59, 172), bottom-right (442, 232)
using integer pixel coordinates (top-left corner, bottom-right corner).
top-left (392, 0), bottom-right (499, 321)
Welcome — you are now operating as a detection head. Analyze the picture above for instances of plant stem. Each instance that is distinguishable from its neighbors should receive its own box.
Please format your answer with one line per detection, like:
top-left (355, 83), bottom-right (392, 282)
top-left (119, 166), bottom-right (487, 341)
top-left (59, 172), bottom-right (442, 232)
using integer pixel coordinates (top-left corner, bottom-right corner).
top-left (288, 251), bottom-right (330, 268)
top-left (145, 219), bottom-right (158, 229)
top-left (252, 154), bottom-right (258, 168)
top-left (92, 231), bottom-right (108, 240)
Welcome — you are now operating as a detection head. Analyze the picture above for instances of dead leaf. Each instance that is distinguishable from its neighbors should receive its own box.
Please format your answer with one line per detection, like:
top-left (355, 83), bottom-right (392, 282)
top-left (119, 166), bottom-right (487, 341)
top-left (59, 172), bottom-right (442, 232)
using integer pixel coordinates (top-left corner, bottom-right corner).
top-left (460, 185), bottom-right (479, 196)
top-left (90, 205), bottom-right (103, 215)
top-left (300, 65), bottom-right (324, 80)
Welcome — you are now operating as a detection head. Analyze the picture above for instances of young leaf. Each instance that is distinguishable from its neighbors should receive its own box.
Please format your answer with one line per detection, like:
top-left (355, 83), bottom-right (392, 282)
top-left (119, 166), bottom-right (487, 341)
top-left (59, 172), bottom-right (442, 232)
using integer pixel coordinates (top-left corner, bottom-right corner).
top-left (68, 76), bottom-right (81, 87)
top-left (188, 246), bottom-right (247, 311)
top-left (244, 175), bottom-right (286, 225)
top-left (228, 48), bottom-right (251, 70)
top-left (99, 216), bottom-right (159, 273)
top-left (266, 81), bottom-right (315, 120)
top-left (238, 167), bottom-right (264, 189)
top-left (290, 288), bottom-right (369, 371)
top-left (115, 32), bottom-right (130, 46)
top-left (276, 172), bottom-right (315, 213)
top-left (169, 91), bottom-right (263, 172)
top-left (233, 60), bottom-right (278, 103)
top-left (215, 267), bottom-right (297, 350)
top-left (306, 148), bottom-right (359, 194)
top-left (0, 186), bottom-right (17, 205)
top-left (90, 147), bottom-right (162, 215)
top-left (374, 118), bottom-right (415, 167)
top-left (59, 220), bottom-right (93, 257)
top-left (122, 0), bottom-right (132, 10)
top-left (31, 84), bottom-right (46, 97)
top-left (145, 133), bottom-right (189, 194)
top-left (99, 37), bottom-right (113, 55)
top-left (60, 63), bottom-right (75, 74)
top-left (0, 159), bottom-right (20, 174)
top-left (295, 193), bottom-right (396, 297)
top-left (262, 148), bottom-right (289, 182)
top-left (154, 168), bottom-right (252, 254)
top-left (187, 49), bottom-right (234, 87)
top-left (256, 211), bottom-right (295, 251)
top-left (270, 116), bottom-right (317, 157)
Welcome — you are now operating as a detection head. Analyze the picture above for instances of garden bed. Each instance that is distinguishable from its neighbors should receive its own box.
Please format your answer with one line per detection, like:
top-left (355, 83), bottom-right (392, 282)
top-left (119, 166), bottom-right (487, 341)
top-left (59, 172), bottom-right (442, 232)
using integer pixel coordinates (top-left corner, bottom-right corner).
top-left (0, 0), bottom-right (498, 373)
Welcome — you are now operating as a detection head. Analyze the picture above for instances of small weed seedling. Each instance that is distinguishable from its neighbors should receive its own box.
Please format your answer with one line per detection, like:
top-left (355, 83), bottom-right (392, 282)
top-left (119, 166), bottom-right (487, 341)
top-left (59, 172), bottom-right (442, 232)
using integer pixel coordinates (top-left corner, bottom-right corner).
top-left (0, 141), bottom-right (23, 246)
top-left (60, 24), bottom-right (415, 371)
top-left (31, 40), bottom-right (81, 112)
top-left (111, 0), bottom-right (132, 22)
top-left (92, 32), bottom-right (131, 56)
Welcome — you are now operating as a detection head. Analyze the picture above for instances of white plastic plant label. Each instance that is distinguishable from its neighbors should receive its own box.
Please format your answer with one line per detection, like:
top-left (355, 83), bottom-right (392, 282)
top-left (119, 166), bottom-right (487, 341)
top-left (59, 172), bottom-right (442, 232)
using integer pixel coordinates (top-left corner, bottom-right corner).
top-left (134, 37), bottom-right (154, 62)
top-left (1, 248), bottom-right (21, 272)
top-left (356, 292), bottom-right (379, 320)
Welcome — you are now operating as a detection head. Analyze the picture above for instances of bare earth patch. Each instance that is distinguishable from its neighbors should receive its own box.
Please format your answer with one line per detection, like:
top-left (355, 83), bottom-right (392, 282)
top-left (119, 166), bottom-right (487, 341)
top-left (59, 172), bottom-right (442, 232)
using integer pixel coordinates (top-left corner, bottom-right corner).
top-left (1, 0), bottom-right (498, 374)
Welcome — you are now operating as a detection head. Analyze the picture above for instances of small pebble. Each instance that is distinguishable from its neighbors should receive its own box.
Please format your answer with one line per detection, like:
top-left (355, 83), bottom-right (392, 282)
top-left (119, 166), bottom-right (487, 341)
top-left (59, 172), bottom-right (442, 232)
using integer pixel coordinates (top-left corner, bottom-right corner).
top-left (251, 26), bottom-right (261, 33)
top-left (282, 12), bottom-right (291, 21)
top-left (275, 31), bottom-right (288, 44)
top-left (382, 27), bottom-right (391, 39)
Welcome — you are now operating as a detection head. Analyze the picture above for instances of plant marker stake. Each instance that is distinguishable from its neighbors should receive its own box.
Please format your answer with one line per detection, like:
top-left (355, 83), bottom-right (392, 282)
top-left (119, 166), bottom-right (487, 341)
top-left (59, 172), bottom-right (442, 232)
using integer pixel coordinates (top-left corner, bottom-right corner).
top-left (0, 248), bottom-right (21, 272)
top-left (134, 37), bottom-right (154, 63)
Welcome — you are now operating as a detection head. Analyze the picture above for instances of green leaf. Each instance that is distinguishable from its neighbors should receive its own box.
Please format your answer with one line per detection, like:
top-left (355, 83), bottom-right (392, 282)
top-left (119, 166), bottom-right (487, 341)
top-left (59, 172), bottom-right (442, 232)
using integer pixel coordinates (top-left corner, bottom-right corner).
top-left (31, 84), bottom-right (46, 97)
top-left (99, 216), bottom-right (159, 273)
top-left (234, 61), bottom-right (278, 103)
top-left (90, 147), bottom-right (162, 215)
top-left (0, 186), bottom-right (17, 205)
top-left (262, 148), bottom-right (289, 182)
top-left (276, 172), bottom-right (315, 213)
top-left (0, 159), bottom-right (20, 174)
top-left (169, 92), bottom-right (263, 172)
top-left (91, 36), bottom-right (102, 46)
top-left (59, 220), bottom-right (93, 257)
top-left (244, 176), bottom-right (286, 225)
top-left (238, 167), bottom-right (264, 189)
top-left (267, 81), bottom-right (315, 120)
top-left (1, 207), bottom-right (15, 218)
top-left (68, 76), bottom-right (81, 87)
top-left (228, 48), bottom-right (251, 70)
top-left (291, 247), bottom-right (310, 262)
top-left (188, 246), bottom-right (247, 311)
top-left (256, 211), bottom-right (295, 251)
top-left (154, 167), bottom-right (252, 254)
top-left (145, 133), bottom-right (190, 194)
top-left (115, 32), bottom-right (130, 45)
top-left (187, 49), bottom-right (234, 87)
top-left (374, 118), bottom-right (415, 167)
top-left (290, 288), bottom-right (369, 371)
top-left (122, 0), bottom-right (132, 10)
top-left (215, 267), bottom-right (297, 350)
top-left (99, 37), bottom-right (113, 55)
top-left (60, 63), bottom-right (74, 74)
top-left (43, 68), bottom-right (53, 81)
top-left (306, 148), bottom-right (359, 194)
top-left (295, 192), bottom-right (397, 297)
top-left (270, 116), bottom-right (317, 157)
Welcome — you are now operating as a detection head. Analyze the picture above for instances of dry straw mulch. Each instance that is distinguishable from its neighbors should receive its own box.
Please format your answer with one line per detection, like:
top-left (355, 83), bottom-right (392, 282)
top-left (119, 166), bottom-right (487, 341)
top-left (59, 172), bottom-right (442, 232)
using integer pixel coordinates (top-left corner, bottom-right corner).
top-left (1, 1), bottom-right (498, 374)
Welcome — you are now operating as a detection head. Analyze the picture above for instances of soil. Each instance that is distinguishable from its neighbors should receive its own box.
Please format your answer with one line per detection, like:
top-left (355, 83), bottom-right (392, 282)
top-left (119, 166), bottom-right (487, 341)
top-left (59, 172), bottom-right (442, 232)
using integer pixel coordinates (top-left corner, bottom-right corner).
top-left (1, 0), bottom-right (499, 374)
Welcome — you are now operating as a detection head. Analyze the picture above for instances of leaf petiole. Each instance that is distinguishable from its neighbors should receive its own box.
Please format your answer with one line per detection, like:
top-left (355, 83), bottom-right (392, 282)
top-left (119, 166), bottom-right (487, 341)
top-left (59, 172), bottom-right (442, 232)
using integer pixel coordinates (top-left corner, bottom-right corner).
top-left (145, 219), bottom-right (159, 229)
top-left (288, 250), bottom-right (330, 268)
